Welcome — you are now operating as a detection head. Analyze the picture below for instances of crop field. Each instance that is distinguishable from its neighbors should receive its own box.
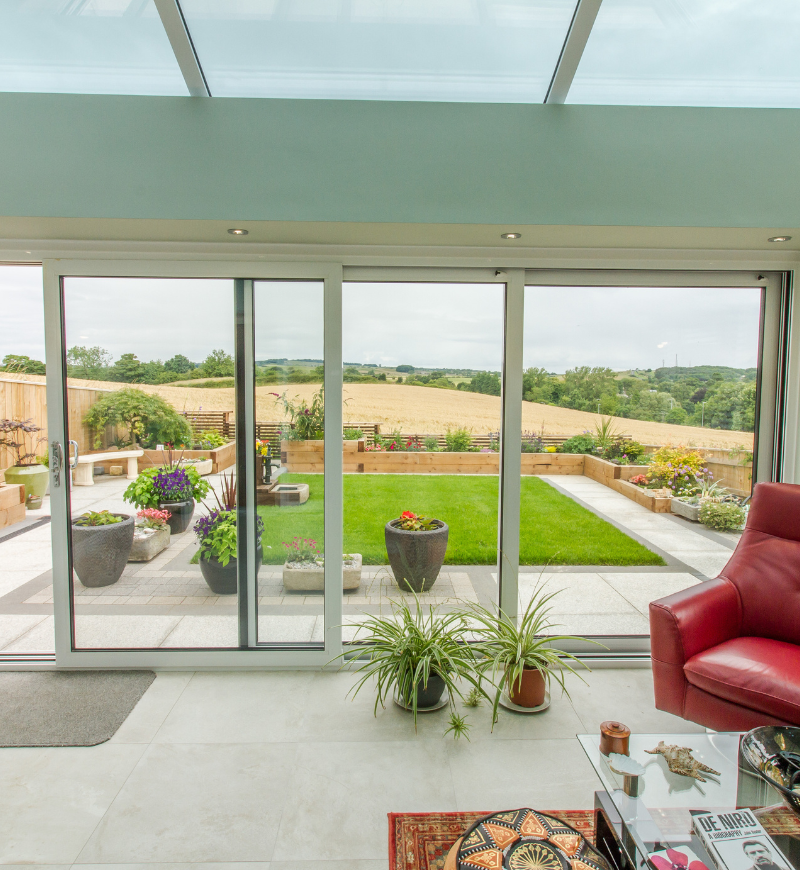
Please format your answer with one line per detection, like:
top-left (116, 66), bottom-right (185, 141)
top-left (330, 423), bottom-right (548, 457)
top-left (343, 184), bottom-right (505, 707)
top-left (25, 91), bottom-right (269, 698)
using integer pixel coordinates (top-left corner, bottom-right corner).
top-left (14, 373), bottom-right (753, 449)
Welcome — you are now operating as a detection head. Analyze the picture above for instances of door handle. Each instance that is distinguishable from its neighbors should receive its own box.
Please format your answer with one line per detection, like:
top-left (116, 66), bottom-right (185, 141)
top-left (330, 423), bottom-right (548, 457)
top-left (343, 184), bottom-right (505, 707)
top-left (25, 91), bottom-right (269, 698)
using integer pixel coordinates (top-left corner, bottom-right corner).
top-left (68, 440), bottom-right (79, 469)
top-left (51, 440), bottom-right (64, 488)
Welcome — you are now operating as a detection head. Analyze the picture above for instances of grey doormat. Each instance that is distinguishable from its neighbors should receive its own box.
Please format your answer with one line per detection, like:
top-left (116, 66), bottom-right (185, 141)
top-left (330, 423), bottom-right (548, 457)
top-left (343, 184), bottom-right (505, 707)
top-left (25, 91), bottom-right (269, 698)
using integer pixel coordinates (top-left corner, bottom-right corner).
top-left (0, 670), bottom-right (156, 747)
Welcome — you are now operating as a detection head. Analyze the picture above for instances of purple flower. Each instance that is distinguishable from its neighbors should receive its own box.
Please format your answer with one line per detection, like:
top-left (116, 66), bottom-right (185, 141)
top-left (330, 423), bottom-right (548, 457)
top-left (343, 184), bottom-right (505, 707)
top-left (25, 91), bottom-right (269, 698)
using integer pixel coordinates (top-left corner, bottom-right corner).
top-left (154, 468), bottom-right (193, 502)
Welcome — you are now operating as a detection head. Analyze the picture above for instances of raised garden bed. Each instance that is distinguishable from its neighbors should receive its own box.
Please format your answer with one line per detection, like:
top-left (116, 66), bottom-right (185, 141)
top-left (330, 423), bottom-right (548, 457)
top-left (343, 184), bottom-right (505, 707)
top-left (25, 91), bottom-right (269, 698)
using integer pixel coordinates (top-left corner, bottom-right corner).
top-left (282, 440), bottom-right (588, 475)
top-left (0, 481), bottom-right (26, 530)
top-left (138, 442), bottom-right (235, 474)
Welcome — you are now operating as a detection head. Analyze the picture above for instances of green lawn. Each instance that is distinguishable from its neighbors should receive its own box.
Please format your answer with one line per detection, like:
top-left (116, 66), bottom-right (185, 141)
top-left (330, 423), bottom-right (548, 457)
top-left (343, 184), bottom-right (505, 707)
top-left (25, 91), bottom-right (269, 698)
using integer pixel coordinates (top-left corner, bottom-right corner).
top-left (257, 474), bottom-right (664, 567)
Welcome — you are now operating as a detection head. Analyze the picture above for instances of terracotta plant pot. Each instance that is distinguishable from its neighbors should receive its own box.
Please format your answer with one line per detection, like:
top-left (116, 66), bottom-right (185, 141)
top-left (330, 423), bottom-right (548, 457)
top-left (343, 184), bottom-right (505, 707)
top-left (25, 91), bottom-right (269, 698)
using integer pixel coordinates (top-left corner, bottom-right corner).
top-left (507, 667), bottom-right (547, 708)
top-left (384, 519), bottom-right (449, 593)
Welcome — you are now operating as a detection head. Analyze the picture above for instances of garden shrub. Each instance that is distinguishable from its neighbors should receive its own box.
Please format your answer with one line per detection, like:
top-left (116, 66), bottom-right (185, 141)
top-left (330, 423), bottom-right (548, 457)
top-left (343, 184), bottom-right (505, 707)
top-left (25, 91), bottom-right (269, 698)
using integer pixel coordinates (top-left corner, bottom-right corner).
top-left (559, 433), bottom-right (596, 454)
top-left (444, 428), bottom-right (475, 452)
top-left (424, 436), bottom-right (440, 452)
top-left (83, 388), bottom-right (192, 449)
top-left (699, 501), bottom-right (746, 531)
top-left (194, 429), bottom-right (226, 449)
top-left (521, 433), bottom-right (545, 453)
top-left (646, 445), bottom-right (708, 496)
top-left (343, 428), bottom-right (364, 440)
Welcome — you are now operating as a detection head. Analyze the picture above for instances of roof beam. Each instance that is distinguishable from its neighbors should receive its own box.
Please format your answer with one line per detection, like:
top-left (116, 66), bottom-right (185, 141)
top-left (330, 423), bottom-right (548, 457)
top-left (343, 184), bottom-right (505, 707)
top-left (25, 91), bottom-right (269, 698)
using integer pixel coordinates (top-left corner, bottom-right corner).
top-left (544, 0), bottom-right (602, 104)
top-left (153, 0), bottom-right (210, 97)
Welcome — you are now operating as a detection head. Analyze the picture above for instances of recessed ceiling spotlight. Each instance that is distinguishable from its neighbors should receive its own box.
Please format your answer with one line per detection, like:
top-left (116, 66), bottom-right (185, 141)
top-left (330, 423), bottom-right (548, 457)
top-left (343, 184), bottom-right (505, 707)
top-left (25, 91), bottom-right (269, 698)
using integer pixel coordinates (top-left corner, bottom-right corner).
top-left (228, 228), bottom-right (248, 236)
top-left (768, 235), bottom-right (792, 242)
top-left (501, 232), bottom-right (522, 240)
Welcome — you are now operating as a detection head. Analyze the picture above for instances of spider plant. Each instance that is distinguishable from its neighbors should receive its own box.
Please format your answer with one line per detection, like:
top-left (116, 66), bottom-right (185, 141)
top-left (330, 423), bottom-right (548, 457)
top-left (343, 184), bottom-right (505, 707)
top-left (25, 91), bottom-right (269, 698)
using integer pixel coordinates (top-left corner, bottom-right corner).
top-left (333, 595), bottom-right (487, 739)
top-left (465, 583), bottom-right (604, 726)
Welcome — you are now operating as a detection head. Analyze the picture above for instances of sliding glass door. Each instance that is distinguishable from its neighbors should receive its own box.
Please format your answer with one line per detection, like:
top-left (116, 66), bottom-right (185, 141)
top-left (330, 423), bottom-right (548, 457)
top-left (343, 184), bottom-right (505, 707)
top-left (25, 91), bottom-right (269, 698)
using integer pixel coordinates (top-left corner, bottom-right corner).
top-left (40, 261), bottom-right (785, 666)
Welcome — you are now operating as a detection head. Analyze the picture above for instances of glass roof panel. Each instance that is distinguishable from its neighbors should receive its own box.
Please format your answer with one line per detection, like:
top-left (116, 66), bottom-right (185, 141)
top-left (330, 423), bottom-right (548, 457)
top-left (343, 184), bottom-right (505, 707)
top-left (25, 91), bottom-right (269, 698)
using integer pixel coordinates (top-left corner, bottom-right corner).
top-left (180, 0), bottom-right (578, 102)
top-left (0, 0), bottom-right (188, 96)
top-left (569, 0), bottom-right (800, 108)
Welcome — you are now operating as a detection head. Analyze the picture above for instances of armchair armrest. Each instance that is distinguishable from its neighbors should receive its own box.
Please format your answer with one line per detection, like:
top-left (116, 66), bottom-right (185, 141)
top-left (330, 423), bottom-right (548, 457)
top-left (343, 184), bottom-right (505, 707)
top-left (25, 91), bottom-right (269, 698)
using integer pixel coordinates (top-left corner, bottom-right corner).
top-left (650, 577), bottom-right (742, 667)
top-left (649, 577), bottom-right (742, 719)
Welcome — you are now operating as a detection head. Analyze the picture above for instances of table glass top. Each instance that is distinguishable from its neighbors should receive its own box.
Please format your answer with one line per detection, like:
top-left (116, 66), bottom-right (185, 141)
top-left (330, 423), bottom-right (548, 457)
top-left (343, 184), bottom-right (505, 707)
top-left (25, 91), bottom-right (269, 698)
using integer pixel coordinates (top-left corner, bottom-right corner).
top-left (579, 733), bottom-right (785, 854)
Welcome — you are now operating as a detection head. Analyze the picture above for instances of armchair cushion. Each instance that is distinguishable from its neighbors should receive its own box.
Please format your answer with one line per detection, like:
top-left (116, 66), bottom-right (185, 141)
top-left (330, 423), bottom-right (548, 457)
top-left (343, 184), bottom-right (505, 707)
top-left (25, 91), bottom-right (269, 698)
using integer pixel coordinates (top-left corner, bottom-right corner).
top-left (685, 636), bottom-right (800, 723)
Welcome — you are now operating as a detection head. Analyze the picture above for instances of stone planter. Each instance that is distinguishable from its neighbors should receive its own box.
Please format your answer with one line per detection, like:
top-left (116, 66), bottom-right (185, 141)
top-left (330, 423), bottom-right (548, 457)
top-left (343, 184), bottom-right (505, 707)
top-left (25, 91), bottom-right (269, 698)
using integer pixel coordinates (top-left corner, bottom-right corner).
top-left (159, 498), bottom-right (195, 534)
top-left (282, 554), bottom-right (362, 591)
top-left (183, 458), bottom-right (213, 476)
top-left (385, 519), bottom-right (448, 593)
top-left (200, 543), bottom-right (262, 595)
top-left (129, 524), bottom-right (170, 562)
top-left (671, 498), bottom-right (700, 522)
top-left (72, 513), bottom-right (134, 587)
top-left (507, 667), bottom-right (546, 708)
top-left (4, 464), bottom-right (49, 510)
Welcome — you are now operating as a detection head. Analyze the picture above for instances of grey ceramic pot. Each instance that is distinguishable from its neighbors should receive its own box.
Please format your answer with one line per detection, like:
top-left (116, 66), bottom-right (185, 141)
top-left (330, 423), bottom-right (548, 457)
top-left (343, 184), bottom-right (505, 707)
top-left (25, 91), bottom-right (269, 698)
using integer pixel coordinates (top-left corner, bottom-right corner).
top-left (200, 543), bottom-right (263, 595)
top-left (72, 513), bottom-right (134, 588)
top-left (159, 498), bottom-right (195, 535)
top-left (385, 519), bottom-right (449, 593)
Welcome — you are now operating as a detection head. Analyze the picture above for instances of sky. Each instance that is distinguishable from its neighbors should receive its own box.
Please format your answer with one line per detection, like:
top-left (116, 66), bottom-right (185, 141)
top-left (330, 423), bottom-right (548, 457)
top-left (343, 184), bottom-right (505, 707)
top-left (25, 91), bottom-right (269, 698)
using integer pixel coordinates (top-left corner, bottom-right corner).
top-left (0, 270), bottom-right (762, 374)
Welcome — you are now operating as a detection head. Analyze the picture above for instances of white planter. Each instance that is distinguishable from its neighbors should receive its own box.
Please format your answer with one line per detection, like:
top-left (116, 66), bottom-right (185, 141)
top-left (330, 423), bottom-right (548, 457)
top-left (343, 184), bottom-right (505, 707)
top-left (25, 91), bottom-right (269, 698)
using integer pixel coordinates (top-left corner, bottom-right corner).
top-left (129, 525), bottom-right (170, 562)
top-left (283, 554), bottom-right (362, 591)
top-left (182, 458), bottom-right (213, 476)
top-left (671, 498), bottom-right (700, 522)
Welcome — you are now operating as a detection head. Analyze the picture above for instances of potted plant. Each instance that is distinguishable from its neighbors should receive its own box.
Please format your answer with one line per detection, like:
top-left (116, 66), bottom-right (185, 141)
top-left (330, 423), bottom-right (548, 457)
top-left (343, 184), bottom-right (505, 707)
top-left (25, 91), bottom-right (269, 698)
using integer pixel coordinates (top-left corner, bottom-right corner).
top-left (272, 386), bottom-right (325, 441)
top-left (123, 458), bottom-right (209, 534)
top-left (281, 536), bottom-right (362, 591)
top-left (72, 510), bottom-right (134, 587)
top-left (0, 418), bottom-right (48, 509)
top-left (466, 584), bottom-right (600, 721)
top-left (385, 510), bottom-right (448, 593)
top-left (194, 510), bottom-right (264, 594)
top-left (335, 597), bottom-right (486, 739)
top-left (129, 508), bottom-right (172, 562)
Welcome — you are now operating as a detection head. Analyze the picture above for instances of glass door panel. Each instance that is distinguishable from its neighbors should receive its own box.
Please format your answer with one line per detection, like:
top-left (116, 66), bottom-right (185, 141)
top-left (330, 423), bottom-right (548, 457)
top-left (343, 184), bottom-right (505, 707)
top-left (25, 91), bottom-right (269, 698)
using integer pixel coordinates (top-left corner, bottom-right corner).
top-left (341, 282), bottom-right (504, 642)
top-left (62, 277), bottom-right (237, 650)
top-left (253, 280), bottom-right (325, 646)
top-left (519, 283), bottom-right (762, 639)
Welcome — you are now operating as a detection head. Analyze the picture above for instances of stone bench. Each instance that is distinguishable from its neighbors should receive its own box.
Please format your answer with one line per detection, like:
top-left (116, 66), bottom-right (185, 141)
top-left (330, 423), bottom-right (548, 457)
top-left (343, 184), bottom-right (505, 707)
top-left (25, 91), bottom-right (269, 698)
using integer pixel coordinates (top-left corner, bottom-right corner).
top-left (74, 450), bottom-right (143, 486)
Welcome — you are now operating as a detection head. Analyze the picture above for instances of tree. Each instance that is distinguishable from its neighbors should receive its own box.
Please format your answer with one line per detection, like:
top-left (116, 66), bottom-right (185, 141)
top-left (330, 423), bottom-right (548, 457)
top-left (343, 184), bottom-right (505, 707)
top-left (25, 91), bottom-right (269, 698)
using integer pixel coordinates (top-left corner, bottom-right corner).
top-left (66, 345), bottom-right (112, 379)
top-left (164, 354), bottom-right (195, 374)
top-left (465, 371), bottom-right (501, 396)
top-left (396, 364), bottom-right (415, 373)
top-left (200, 349), bottom-right (235, 378)
top-left (111, 353), bottom-right (145, 383)
top-left (83, 388), bottom-right (192, 448)
top-left (1, 354), bottom-right (45, 374)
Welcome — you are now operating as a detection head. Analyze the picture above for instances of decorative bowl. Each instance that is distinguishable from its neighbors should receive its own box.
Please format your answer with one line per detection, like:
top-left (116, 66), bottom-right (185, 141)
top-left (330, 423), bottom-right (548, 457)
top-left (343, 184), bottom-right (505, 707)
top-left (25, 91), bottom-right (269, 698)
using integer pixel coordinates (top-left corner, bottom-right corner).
top-left (740, 726), bottom-right (800, 813)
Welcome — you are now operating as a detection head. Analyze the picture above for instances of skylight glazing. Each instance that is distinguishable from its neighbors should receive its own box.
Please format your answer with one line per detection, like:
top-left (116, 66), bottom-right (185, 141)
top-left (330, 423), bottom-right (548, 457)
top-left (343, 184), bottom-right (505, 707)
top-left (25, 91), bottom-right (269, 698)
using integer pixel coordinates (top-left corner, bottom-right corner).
top-left (178, 0), bottom-right (579, 102)
top-left (0, 0), bottom-right (188, 96)
top-left (568, 0), bottom-right (800, 108)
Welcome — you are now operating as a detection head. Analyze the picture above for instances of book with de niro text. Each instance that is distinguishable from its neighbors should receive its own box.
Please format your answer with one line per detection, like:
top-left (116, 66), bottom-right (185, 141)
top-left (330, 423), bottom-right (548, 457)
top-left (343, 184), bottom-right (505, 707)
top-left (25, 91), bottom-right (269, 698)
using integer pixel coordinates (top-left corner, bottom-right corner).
top-left (691, 809), bottom-right (791, 870)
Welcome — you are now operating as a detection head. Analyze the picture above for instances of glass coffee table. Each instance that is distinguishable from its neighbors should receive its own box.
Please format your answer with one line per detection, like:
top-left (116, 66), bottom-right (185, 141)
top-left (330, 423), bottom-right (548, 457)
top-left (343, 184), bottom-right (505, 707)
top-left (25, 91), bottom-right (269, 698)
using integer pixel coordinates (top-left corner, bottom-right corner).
top-left (579, 732), bottom-right (800, 870)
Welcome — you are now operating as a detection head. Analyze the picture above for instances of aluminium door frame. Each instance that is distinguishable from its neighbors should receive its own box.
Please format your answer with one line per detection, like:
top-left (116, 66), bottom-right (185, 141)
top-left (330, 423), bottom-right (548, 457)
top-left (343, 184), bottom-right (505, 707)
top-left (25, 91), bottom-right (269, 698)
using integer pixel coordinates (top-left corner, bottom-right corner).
top-left (344, 266), bottom-right (786, 657)
top-left (43, 259), bottom-right (342, 669)
top-left (40, 259), bottom-right (789, 668)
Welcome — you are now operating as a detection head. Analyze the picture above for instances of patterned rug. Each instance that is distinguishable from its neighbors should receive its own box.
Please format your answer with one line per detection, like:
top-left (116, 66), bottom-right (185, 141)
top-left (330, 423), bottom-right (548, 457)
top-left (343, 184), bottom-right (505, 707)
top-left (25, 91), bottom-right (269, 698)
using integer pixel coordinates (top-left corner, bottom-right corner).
top-left (388, 809), bottom-right (595, 870)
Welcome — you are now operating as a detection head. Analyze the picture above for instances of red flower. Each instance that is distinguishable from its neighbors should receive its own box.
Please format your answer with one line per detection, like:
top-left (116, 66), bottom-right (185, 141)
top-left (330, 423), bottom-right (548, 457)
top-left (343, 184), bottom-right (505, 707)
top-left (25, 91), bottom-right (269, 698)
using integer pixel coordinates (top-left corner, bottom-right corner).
top-left (400, 511), bottom-right (417, 520)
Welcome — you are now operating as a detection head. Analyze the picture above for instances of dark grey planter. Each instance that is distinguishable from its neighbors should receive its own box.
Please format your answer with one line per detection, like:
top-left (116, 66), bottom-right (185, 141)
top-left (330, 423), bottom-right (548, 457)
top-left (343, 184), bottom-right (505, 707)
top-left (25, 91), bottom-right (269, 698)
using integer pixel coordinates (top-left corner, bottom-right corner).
top-left (397, 673), bottom-right (447, 709)
top-left (385, 519), bottom-right (448, 593)
top-left (200, 543), bottom-right (262, 595)
top-left (159, 498), bottom-right (194, 534)
top-left (72, 513), bottom-right (134, 588)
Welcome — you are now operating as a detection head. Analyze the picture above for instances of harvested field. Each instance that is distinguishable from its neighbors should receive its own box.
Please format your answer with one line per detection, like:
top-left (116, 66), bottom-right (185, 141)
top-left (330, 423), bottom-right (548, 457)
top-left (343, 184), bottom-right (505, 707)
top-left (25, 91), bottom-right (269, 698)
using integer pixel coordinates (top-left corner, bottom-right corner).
top-left (10, 374), bottom-right (753, 449)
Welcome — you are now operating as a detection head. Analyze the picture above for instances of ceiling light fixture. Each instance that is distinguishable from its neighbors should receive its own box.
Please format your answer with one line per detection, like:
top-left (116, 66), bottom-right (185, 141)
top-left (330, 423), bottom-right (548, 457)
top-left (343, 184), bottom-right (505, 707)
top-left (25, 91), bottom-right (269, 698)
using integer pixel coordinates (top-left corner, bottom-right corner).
top-left (768, 235), bottom-right (792, 242)
top-left (501, 232), bottom-right (522, 240)
top-left (228, 228), bottom-right (248, 236)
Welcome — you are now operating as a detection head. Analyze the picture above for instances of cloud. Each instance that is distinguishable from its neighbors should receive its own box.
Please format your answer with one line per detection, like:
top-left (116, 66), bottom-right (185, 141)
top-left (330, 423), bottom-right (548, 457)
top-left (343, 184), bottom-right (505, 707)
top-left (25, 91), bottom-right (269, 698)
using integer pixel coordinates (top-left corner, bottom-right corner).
top-left (657, 341), bottom-right (669, 349)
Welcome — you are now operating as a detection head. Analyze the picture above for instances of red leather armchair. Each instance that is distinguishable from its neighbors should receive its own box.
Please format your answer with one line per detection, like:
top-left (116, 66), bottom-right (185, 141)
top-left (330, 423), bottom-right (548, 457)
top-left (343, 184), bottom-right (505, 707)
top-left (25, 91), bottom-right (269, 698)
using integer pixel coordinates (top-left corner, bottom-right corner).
top-left (650, 482), bottom-right (800, 731)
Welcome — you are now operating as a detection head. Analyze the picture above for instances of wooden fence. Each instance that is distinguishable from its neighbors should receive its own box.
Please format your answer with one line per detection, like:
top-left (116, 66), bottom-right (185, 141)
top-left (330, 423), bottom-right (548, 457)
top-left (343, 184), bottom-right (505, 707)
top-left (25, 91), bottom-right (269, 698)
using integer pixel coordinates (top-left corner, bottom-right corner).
top-left (0, 377), bottom-right (116, 471)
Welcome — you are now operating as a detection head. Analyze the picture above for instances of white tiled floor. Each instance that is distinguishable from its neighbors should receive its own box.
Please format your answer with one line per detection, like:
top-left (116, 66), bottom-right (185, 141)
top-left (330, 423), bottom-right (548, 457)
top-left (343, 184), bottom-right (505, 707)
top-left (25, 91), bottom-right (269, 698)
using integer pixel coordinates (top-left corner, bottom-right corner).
top-left (0, 667), bottom-right (704, 869)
